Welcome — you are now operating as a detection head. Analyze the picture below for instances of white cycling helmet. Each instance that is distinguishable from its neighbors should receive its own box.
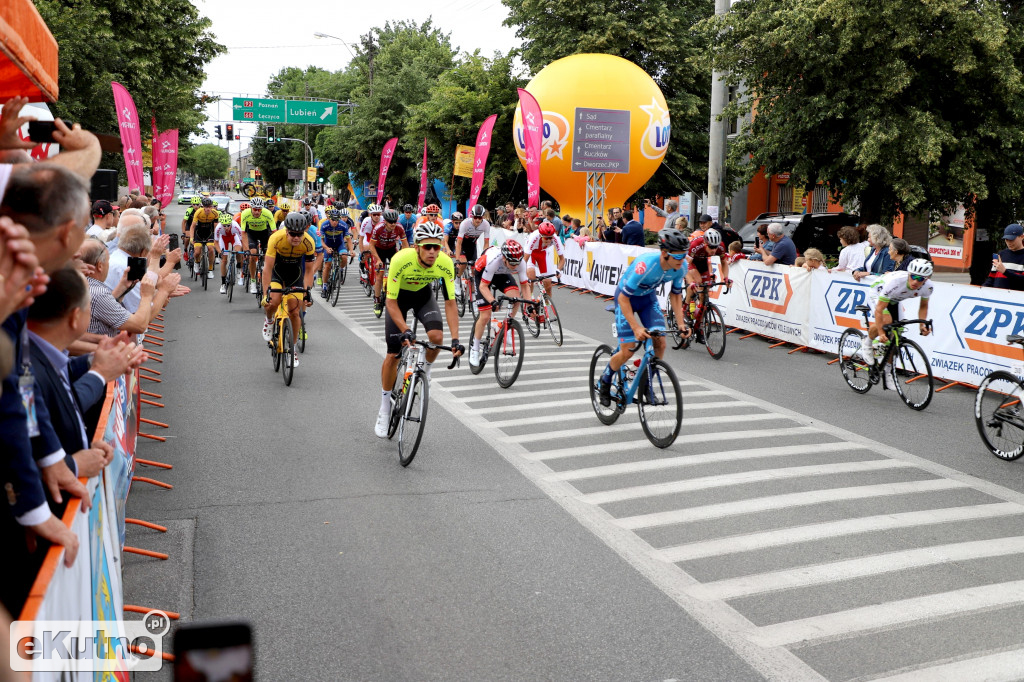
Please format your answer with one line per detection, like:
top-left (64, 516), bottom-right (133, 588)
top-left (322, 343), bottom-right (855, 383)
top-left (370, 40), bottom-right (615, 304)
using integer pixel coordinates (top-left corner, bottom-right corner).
top-left (907, 258), bottom-right (934, 278)
top-left (414, 222), bottom-right (445, 243)
top-left (704, 228), bottom-right (721, 248)
top-left (250, 197), bottom-right (265, 209)
top-left (367, 203), bottom-right (383, 214)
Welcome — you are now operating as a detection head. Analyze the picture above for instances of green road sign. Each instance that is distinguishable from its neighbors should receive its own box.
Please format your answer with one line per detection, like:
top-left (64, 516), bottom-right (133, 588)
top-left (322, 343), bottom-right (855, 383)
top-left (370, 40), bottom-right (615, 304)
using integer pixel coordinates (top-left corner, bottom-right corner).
top-left (286, 101), bottom-right (337, 124)
top-left (233, 98), bottom-right (286, 122)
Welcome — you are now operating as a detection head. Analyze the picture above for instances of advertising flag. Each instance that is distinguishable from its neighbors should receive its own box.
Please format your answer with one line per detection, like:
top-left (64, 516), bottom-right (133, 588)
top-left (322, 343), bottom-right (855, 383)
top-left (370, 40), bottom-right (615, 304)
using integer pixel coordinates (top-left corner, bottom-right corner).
top-left (377, 137), bottom-right (399, 202)
top-left (468, 114), bottom-right (497, 209)
top-left (111, 82), bottom-right (145, 192)
top-left (517, 88), bottom-right (542, 208)
top-left (417, 138), bottom-right (428, 211)
top-left (153, 130), bottom-right (178, 208)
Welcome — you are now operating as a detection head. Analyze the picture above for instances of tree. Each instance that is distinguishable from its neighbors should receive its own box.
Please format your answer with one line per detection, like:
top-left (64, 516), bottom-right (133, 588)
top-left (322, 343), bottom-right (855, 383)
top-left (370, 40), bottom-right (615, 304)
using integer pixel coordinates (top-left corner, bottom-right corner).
top-left (251, 128), bottom-right (297, 191)
top-left (701, 0), bottom-right (1024, 227)
top-left (501, 0), bottom-right (714, 203)
top-left (181, 144), bottom-right (229, 182)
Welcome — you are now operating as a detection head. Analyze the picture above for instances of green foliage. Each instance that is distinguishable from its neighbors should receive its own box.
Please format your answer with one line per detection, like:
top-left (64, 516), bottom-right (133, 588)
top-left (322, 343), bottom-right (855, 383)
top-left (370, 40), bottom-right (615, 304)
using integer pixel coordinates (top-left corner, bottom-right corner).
top-left (251, 128), bottom-right (297, 191)
top-left (34, 0), bottom-right (224, 139)
top-left (181, 144), bottom-right (229, 181)
top-left (700, 0), bottom-right (1024, 229)
top-left (501, 0), bottom-right (714, 203)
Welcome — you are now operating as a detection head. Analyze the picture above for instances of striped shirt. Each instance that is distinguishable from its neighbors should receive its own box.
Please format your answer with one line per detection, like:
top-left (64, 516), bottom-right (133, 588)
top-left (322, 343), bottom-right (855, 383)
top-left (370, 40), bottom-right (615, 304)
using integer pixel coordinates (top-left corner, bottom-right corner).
top-left (87, 277), bottom-right (130, 336)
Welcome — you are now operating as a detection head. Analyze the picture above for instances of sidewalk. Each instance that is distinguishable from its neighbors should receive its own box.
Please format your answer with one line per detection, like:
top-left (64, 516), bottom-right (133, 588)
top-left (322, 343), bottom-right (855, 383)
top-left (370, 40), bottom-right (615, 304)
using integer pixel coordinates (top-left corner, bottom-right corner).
top-left (932, 270), bottom-right (972, 285)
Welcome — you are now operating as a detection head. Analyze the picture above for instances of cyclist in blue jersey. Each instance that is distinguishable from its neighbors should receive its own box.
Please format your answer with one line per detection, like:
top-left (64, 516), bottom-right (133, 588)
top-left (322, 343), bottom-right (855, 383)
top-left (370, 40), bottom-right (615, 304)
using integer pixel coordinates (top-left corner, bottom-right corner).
top-left (598, 228), bottom-right (691, 406)
top-left (319, 209), bottom-right (353, 297)
top-left (303, 210), bottom-right (324, 291)
top-left (399, 204), bottom-right (418, 245)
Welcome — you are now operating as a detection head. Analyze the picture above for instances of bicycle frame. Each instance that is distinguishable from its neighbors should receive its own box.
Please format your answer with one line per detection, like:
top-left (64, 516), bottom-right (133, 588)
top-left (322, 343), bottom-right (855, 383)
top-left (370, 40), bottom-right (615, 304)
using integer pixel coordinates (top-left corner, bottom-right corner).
top-left (618, 339), bottom-right (657, 406)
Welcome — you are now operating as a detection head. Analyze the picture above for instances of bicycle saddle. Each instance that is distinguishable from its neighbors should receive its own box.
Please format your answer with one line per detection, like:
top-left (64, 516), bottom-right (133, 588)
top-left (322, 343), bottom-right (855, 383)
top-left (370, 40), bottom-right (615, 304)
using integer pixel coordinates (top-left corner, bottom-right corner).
top-left (855, 304), bottom-right (870, 313)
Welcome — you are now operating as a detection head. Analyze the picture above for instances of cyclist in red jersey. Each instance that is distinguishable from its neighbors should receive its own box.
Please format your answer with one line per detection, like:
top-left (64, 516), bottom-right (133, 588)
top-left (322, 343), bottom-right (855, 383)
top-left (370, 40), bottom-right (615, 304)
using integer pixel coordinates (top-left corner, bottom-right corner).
top-left (683, 228), bottom-right (730, 318)
top-left (370, 209), bottom-right (409, 316)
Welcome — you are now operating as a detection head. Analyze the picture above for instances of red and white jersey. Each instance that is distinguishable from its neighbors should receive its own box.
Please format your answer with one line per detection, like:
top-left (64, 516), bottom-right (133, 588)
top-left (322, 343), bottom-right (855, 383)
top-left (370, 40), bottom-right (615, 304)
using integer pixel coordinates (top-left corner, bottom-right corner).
top-left (687, 236), bottom-right (726, 263)
top-left (370, 223), bottom-right (405, 250)
top-left (214, 223), bottom-right (242, 248)
top-left (526, 231), bottom-right (564, 257)
top-left (359, 216), bottom-right (383, 242)
top-left (474, 245), bottom-right (527, 283)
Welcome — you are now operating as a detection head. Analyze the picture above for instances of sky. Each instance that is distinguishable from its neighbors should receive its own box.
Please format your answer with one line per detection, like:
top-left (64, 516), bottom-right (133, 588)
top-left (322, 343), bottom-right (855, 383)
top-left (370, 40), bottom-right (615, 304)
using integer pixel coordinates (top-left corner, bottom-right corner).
top-left (193, 0), bottom-right (519, 149)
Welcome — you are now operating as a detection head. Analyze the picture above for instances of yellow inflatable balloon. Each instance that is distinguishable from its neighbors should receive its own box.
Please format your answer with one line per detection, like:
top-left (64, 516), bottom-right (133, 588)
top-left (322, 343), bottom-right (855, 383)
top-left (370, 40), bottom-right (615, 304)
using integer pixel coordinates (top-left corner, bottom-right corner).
top-left (513, 53), bottom-right (670, 220)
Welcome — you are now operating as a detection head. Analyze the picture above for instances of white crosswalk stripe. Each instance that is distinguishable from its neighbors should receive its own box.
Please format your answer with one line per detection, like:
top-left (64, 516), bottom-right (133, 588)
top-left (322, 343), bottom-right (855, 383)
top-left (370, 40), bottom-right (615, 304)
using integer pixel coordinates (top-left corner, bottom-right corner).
top-left (317, 288), bottom-right (1024, 681)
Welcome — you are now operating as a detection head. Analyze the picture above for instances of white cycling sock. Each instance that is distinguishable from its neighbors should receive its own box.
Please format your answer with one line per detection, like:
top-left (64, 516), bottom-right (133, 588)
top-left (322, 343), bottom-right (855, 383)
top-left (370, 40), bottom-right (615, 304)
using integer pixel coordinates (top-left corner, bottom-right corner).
top-left (380, 389), bottom-right (390, 413)
top-left (425, 360), bottom-right (433, 379)
top-left (472, 338), bottom-right (481, 352)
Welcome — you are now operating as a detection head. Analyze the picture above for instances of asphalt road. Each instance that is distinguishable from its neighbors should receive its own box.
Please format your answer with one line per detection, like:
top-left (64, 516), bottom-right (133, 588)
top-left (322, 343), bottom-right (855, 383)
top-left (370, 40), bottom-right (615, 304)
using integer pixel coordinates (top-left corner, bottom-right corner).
top-left (124, 196), bottom-right (1024, 681)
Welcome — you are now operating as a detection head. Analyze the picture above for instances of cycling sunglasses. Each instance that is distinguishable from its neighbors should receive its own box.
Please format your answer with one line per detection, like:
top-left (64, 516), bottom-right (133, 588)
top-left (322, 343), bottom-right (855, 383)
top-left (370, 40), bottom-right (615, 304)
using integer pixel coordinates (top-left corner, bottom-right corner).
top-left (418, 243), bottom-right (442, 251)
top-left (909, 274), bottom-right (928, 282)
top-left (666, 252), bottom-right (687, 261)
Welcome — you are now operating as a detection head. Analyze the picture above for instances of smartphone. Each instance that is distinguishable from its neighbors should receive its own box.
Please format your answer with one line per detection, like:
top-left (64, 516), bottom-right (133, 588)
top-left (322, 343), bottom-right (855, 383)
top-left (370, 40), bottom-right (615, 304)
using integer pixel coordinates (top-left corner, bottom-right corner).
top-left (126, 256), bottom-right (148, 281)
top-left (27, 121), bottom-right (57, 143)
top-left (167, 234), bottom-right (182, 269)
top-left (174, 621), bottom-right (253, 682)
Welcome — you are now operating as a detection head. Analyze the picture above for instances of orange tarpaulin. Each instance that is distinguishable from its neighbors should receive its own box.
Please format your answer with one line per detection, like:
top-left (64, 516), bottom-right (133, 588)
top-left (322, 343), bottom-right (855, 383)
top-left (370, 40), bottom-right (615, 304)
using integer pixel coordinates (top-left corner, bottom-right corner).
top-left (0, 1), bottom-right (58, 102)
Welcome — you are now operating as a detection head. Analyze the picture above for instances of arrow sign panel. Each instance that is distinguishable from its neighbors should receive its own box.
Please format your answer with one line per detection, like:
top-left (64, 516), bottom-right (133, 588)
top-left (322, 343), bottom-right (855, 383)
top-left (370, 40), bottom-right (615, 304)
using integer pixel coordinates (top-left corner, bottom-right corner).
top-left (571, 107), bottom-right (631, 173)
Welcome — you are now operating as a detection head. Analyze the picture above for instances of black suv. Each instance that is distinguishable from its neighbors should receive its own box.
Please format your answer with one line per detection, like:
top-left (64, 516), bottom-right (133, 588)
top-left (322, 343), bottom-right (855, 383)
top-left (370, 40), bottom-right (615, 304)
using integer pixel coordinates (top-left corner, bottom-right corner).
top-left (738, 211), bottom-right (859, 257)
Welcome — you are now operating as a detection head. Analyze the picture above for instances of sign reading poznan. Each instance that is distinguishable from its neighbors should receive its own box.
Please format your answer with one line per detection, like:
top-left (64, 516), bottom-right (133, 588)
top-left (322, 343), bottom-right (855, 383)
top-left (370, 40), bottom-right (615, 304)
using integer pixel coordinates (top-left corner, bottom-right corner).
top-left (571, 107), bottom-right (630, 173)
top-left (233, 98), bottom-right (338, 125)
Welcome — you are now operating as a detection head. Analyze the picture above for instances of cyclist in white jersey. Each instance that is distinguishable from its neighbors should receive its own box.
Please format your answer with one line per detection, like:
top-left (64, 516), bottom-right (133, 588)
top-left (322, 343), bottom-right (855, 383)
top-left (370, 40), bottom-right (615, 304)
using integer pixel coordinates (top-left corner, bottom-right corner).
top-left (359, 204), bottom-right (384, 277)
top-left (455, 204), bottom-right (491, 296)
top-left (859, 260), bottom-right (934, 367)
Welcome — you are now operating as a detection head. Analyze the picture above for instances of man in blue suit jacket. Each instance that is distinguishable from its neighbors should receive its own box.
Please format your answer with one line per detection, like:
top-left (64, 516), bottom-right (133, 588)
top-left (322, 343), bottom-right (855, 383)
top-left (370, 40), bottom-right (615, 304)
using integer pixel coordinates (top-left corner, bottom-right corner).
top-left (620, 210), bottom-right (645, 246)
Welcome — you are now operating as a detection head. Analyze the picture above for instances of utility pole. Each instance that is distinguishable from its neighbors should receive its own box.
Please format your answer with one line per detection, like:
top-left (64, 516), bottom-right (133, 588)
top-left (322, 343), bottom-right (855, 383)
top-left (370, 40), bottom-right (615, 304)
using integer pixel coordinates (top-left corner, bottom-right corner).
top-left (304, 80), bottom-right (310, 194)
top-left (706, 0), bottom-right (730, 222)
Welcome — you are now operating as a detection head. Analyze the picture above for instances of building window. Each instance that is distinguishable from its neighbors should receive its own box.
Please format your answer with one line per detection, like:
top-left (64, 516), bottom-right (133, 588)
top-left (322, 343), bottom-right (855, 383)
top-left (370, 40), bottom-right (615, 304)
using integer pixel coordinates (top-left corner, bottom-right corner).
top-left (777, 184), bottom-right (792, 212)
top-left (812, 186), bottom-right (829, 213)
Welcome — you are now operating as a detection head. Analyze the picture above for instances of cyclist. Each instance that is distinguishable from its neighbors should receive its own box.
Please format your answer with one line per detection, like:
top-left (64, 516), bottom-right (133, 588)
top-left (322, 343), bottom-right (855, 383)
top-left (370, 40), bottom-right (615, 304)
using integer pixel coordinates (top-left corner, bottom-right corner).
top-left (233, 202), bottom-right (250, 228)
top-left (370, 209), bottom-right (410, 317)
top-left (358, 203), bottom-right (385, 280)
top-left (302, 210), bottom-right (325, 292)
top-left (319, 209), bottom-right (353, 298)
top-left (525, 219), bottom-right (564, 308)
top-left (374, 221), bottom-right (462, 437)
top-left (214, 212), bottom-right (244, 293)
top-left (469, 240), bottom-right (532, 368)
top-left (597, 229), bottom-right (691, 406)
top-left (859, 259), bottom-right (934, 383)
top-left (182, 195), bottom-right (202, 253)
top-left (261, 212), bottom-right (317, 368)
top-left (273, 202), bottom-right (288, 226)
top-left (240, 198), bottom-right (277, 293)
top-left (189, 197), bottom-right (220, 279)
top-left (399, 204), bottom-right (418, 245)
top-left (454, 205), bottom-right (490, 296)
top-left (683, 228), bottom-right (730, 332)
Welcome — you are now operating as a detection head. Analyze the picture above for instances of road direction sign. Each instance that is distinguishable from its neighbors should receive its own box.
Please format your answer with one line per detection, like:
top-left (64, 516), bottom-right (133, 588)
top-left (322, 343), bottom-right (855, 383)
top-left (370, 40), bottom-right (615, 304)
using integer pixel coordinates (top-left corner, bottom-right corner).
top-left (232, 98), bottom-right (338, 125)
top-left (287, 169), bottom-right (303, 180)
top-left (286, 101), bottom-right (337, 125)
top-left (571, 107), bottom-right (630, 173)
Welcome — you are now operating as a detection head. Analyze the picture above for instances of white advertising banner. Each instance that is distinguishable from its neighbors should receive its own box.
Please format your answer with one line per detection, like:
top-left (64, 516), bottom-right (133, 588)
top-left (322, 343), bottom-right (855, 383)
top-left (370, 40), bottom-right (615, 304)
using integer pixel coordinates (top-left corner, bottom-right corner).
top-left (717, 261), bottom-right (812, 346)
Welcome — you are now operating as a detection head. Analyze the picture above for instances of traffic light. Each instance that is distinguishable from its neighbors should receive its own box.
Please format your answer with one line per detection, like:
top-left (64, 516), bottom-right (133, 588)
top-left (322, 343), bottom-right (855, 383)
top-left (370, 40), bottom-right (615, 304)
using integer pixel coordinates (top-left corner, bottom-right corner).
top-left (214, 125), bottom-right (222, 140)
top-left (267, 125), bottom-right (275, 142)
top-left (225, 124), bottom-right (234, 141)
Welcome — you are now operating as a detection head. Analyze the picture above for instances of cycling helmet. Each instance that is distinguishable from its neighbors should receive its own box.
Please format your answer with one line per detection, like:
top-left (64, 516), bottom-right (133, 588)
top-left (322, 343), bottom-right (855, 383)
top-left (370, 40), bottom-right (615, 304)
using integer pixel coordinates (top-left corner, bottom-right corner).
top-left (218, 212), bottom-right (233, 225)
top-left (239, 202), bottom-right (250, 211)
top-left (367, 203), bottom-right (383, 214)
top-left (470, 204), bottom-right (486, 218)
top-left (703, 228), bottom-right (722, 248)
top-left (501, 239), bottom-right (524, 264)
top-left (302, 197), bottom-right (312, 206)
top-left (907, 258), bottom-right (934, 278)
top-left (327, 209), bottom-right (341, 220)
top-left (451, 212), bottom-right (463, 222)
top-left (658, 228), bottom-right (689, 252)
top-left (283, 212), bottom-right (308, 233)
top-left (299, 210), bottom-right (314, 226)
top-left (201, 197), bottom-right (213, 207)
top-left (382, 209), bottom-right (399, 223)
top-left (425, 203), bottom-right (441, 215)
top-left (190, 196), bottom-right (202, 206)
top-left (403, 204), bottom-right (414, 213)
top-left (420, 207), bottom-right (428, 216)
top-left (266, 203), bottom-right (277, 212)
top-left (538, 221), bottom-right (556, 237)
top-left (250, 198), bottom-right (265, 209)
top-left (414, 222), bottom-right (445, 243)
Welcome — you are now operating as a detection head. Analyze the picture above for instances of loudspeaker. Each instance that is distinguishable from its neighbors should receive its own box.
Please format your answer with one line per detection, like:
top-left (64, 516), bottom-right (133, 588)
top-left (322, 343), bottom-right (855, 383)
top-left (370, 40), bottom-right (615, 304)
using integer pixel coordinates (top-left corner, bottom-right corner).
top-left (90, 169), bottom-right (118, 203)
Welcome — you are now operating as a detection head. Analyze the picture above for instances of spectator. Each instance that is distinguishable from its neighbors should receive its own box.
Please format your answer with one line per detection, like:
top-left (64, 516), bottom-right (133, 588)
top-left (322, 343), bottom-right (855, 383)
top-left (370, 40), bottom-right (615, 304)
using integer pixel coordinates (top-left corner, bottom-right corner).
top-left (594, 215), bottom-right (607, 238)
top-left (86, 200), bottom-right (117, 239)
top-left (984, 223), bottom-right (1024, 290)
top-left (748, 224), bottom-right (770, 261)
top-left (545, 208), bottom-right (563, 237)
top-left (697, 213), bottom-right (715, 234)
top-left (726, 240), bottom-right (747, 264)
top-left (648, 199), bottom-right (680, 232)
top-left (571, 218), bottom-right (583, 235)
top-left (801, 248), bottom-right (828, 271)
top-left (607, 207), bottom-right (625, 229)
top-left (602, 215), bottom-right (623, 243)
top-left (757, 222), bottom-right (797, 265)
top-left (852, 224), bottom-right (895, 281)
top-left (105, 219), bottom-right (179, 313)
top-left (833, 225), bottom-right (868, 272)
top-left (142, 205), bottom-right (162, 236)
top-left (889, 238), bottom-right (915, 272)
top-left (794, 256), bottom-right (806, 268)
top-left (620, 209), bottom-right (644, 246)
top-left (674, 215), bottom-right (689, 235)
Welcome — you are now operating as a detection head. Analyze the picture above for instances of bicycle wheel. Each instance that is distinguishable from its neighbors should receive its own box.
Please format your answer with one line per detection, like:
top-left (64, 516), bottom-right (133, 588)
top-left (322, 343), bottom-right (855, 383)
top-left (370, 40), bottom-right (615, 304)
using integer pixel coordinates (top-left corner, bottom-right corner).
top-left (297, 314), bottom-right (306, 354)
top-left (546, 298), bottom-right (563, 346)
top-left (331, 268), bottom-right (342, 306)
top-left (838, 328), bottom-right (872, 394)
top-left (281, 318), bottom-right (295, 386)
top-left (360, 261), bottom-right (373, 297)
top-left (637, 358), bottom-right (683, 448)
top-left (703, 303), bottom-right (727, 360)
top-left (388, 355), bottom-right (411, 440)
top-left (470, 333), bottom-right (488, 374)
top-left (890, 338), bottom-right (933, 410)
top-left (975, 370), bottom-right (1024, 460)
top-left (494, 318), bottom-right (525, 388)
top-left (667, 308), bottom-right (685, 349)
top-left (522, 303), bottom-right (541, 337)
top-left (227, 261), bottom-right (234, 302)
top-left (398, 371), bottom-right (429, 467)
top-left (200, 251), bottom-right (208, 290)
top-left (271, 320), bottom-right (281, 372)
top-left (456, 282), bottom-right (467, 318)
top-left (589, 344), bottom-right (622, 425)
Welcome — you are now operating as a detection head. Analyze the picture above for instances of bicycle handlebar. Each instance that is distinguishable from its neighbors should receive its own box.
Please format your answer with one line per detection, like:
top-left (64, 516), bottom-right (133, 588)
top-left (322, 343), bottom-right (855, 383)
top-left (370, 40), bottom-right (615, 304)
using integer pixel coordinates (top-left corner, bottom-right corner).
top-left (695, 280), bottom-right (732, 295)
top-left (529, 273), bottom-right (561, 283)
top-left (628, 329), bottom-right (666, 353)
top-left (883, 318), bottom-right (932, 332)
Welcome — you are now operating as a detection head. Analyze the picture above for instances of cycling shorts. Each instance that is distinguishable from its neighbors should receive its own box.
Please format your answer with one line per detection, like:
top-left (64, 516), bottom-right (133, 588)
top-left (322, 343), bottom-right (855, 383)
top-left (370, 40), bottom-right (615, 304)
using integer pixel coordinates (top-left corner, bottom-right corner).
top-left (245, 229), bottom-right (270, 254)
top-left (384, 286), bottom-right (443, 355)
top-left (270, 267), bottom-right (305, 289)
top-left (868, 293), bottom-right (901, 323)
top-left (529, 249), bottom-right (556, 275)
top-left (374, 248), bottom-right (397, 269)
top-left (323, 239), bottom-right (347, 254)
top-left (458, 238), bottom-right (479, 263)
top-left (217, 233), bottom-right (242, 251)
top-left (193, 225), bottom-right (214, 243)
top-left (474, 271), bottom-right (519, 312)
top-left (614, 293), bottom-right (666, 343)
top-left (324, 248), bottom-right (348, 262)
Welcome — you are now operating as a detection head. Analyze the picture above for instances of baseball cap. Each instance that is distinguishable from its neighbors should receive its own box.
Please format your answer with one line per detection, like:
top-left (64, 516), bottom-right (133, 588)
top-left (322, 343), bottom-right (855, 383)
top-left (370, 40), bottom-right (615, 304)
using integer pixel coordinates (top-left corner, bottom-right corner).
top-left (699, 214), bottom-right (714, 223)
top-left (1004, 224), bottom-right (1024, 239)
top-left (92, 200), bottom-right (114, 217)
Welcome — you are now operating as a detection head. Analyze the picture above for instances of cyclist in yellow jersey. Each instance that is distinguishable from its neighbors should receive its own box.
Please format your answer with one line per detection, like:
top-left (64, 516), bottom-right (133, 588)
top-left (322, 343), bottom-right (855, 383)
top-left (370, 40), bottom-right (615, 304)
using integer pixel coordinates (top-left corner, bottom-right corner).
top-left (261, 212), bottom-right (317, 365)
top-left (240, 197), bottom-right (277, 292)
top-left (189, 197), bottom-right (220, 279)
top-left (374, 221), bottom-right (464, 437)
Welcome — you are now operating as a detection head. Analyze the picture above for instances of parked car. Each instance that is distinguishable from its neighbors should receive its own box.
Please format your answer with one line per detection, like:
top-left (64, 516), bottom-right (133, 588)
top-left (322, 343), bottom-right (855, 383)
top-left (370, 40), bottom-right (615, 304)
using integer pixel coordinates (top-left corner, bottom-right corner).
top-left (210, 194), bottom-right (232, 213)
top-left (738, 211), bottom-right (859, 257)
top-left (177, 191), bottom-right (196, 205)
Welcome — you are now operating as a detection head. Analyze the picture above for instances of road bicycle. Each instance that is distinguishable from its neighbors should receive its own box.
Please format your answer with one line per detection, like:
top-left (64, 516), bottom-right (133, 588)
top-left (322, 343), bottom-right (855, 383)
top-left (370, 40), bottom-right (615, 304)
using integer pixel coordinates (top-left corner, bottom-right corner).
top-left (975, 334), bottom-right (1024, 460)
top-left (193, 238), bottom-right (215, 291)
top-left (837, 304), bottom-right (934, 410)
top-left (521, 272), bottom-right (563, 346)
top-left (670, 280), bottom-right (729, 359)
top-left (446, 259), bottom-right (479, 320)
top-left (468, 292), bottom-right (526, 388)
top-left (241, 182), bottom-right (273, 199)
top-left (267, 286), bottom-right (308, 386)
top-left (241, 246), bottom-right (265, 308)
top-left (222, 249), bottom-right (246, 303)
top-left (588, 330), bottom-right (683, 448)
top-left (358, 251), bottom-right (377, 298)
top-left (325, 250), bottom-right (348, 307)
top-left (387, 317), bottom-right (462, 467)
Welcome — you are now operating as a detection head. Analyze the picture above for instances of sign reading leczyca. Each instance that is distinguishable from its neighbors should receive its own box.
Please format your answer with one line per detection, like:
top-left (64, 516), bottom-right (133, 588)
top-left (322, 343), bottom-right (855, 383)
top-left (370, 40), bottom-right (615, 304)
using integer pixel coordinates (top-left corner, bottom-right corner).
top-left (233, 98), bottom-right (337, 125)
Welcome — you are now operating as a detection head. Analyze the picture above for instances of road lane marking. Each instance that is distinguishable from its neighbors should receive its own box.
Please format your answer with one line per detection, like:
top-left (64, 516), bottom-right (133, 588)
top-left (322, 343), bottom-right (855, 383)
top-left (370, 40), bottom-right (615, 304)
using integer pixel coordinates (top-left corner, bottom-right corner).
top-left (875, 648), bottom-right (1024, 681)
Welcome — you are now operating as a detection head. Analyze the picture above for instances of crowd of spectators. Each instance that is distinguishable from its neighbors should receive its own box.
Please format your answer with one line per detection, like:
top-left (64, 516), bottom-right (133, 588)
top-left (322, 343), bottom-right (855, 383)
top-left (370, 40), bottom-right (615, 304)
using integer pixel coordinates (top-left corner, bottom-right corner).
top-left (0, 96), bottom-right (189, 617)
